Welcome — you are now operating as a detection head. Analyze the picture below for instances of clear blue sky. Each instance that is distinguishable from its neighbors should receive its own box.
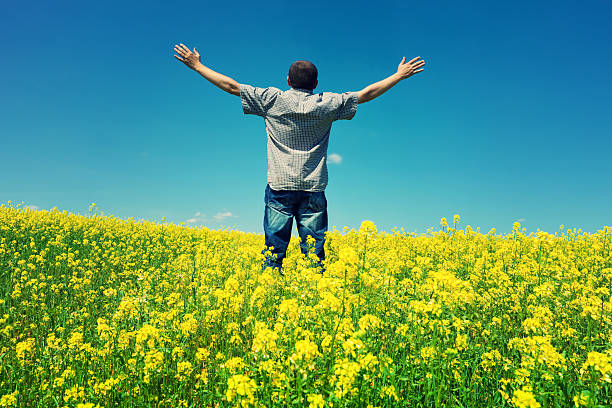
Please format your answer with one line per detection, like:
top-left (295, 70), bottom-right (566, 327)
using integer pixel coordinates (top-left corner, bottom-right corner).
top-left (1, 0), bottom-right (611, 235)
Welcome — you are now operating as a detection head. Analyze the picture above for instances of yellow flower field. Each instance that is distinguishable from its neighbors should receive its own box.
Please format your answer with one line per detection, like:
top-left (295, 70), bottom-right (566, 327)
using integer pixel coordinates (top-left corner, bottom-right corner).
top-left (1, 203), bottom-right (611, 407)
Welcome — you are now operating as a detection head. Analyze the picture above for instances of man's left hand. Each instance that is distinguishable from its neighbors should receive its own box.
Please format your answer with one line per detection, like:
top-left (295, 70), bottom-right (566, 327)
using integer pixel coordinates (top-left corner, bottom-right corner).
top-left (174, 43), bottom-right (201, 70)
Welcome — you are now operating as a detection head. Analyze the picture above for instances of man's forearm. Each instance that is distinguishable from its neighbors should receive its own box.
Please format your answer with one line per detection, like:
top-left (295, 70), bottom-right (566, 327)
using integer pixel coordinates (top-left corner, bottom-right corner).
top-left (193, 62), bottom-right (240, 96)
top-left (358, 73), bottom-right (402, 104)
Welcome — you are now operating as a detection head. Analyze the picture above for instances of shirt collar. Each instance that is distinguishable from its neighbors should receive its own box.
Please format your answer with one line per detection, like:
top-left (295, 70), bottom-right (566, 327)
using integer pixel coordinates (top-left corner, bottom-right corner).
top-left (289, 87), bottom-right (314, 94)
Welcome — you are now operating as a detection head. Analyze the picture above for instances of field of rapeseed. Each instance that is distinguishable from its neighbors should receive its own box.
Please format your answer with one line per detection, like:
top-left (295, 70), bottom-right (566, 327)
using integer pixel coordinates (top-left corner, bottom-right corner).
top-left (1, 202), bottom-right (611, 408)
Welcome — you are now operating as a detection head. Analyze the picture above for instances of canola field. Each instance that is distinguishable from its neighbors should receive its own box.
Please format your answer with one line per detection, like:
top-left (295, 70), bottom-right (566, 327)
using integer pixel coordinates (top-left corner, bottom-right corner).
top-left (1, 203), bottom-right (611, 408)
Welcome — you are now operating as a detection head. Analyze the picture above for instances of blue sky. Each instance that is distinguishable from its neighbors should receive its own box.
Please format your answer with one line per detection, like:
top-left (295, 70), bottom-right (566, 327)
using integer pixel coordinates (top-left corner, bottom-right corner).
top-left (1, 0), bottom-right (611, 235)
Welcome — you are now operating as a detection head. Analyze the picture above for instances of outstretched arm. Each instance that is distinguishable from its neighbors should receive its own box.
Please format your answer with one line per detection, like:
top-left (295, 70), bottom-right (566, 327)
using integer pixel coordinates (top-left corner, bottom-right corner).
top-left (173, 43), bottom-right (240, 96)
top-left (356, 56), bottom-right (425, 104)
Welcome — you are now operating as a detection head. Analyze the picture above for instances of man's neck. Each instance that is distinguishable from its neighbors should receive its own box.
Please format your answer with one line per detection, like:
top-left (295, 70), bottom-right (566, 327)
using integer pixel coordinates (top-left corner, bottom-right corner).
top-left (290, 87), bottom-right (314, 94)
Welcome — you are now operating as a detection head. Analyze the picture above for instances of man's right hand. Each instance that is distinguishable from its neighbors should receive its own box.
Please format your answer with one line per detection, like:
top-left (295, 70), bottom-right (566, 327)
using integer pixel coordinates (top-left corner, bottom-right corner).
top-left (396, 56), bottom-right (426, 79)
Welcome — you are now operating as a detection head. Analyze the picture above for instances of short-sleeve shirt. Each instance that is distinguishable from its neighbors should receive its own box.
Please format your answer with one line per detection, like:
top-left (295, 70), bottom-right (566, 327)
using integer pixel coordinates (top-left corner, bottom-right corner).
top-left (240, 83), bottom-right (358, 192)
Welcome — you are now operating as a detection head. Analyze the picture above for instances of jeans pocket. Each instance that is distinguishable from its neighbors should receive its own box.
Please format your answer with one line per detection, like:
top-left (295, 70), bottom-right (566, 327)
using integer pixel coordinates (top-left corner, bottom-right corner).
top-left (267, 187), bottom-right (292, 214)
top-left (307, 191), bottom-right (327, 213)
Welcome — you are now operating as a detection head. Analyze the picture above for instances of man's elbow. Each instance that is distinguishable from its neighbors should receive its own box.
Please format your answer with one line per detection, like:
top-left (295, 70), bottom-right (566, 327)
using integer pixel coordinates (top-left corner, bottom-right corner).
top-left (228, 82), bottom-right (241, 96)
top-left (357, 89), bottom-right (372, 104)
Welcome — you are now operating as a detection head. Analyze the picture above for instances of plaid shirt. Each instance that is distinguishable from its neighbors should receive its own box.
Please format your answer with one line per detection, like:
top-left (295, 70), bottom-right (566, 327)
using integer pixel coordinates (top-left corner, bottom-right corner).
top-left (240, 84), bottom-right (358, 192)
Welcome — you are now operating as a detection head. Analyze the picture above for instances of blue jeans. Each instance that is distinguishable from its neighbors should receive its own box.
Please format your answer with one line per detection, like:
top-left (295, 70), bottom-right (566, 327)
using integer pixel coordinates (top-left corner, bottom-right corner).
top-left (262, 184), bottom-right (327, 273)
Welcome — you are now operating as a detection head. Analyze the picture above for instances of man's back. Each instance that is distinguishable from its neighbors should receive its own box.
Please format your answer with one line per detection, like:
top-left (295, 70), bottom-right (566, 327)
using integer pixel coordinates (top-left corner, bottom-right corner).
top-left (240, 84), bottom-right (359, 192)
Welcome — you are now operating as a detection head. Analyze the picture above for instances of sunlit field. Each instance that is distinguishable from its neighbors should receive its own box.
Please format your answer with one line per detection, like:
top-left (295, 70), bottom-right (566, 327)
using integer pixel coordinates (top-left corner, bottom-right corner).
top-left (1, 202), bottom-right (611, 407)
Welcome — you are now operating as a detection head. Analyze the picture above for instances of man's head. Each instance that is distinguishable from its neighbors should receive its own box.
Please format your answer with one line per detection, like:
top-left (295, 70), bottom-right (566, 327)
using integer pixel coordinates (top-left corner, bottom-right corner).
top-left (287, 60), bottom-right (318, 90)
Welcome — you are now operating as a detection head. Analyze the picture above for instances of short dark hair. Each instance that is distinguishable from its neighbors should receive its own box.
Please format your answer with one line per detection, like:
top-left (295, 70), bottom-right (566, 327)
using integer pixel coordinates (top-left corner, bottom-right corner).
top-left (288, 60), bottom-right (318, 90)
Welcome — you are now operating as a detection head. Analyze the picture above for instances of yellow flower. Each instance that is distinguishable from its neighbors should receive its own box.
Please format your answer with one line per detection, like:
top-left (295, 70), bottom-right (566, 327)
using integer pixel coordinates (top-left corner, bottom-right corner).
top-left (222, 357), bottom-right (245, 374)
top-left (196, 347), bottom-right (210, 362)
top-left (15, 338), bottom-right (35, 364)
top-left (512, 387), bottom-right (540, 408)
top-left (53, 377), bottom-right (65, 388)
top-left (338, 247), bottom-right (359, 265)
top-left (307, 393), bottom-right (325, 408)
top-left (358, 220), bottom-right (377, 235)
top-left (252, 322), bottom-right (279, 357)
top-left (380, 385), bottom-right (399, 401)
top-left (358, 314), bottom-right (382, 332)
top-left (144, 350), bottom-right (164, 374)
top-left (176, 361), bottom-right (193, 380)
top-left (573, 391), bottom-right (591, 407)
top-left (179, 313), bottom-right (198, 336)
top-left (278, 298), bottom-right (299, 321)
top-left (226, 374), bottom-right (257, 405)
top-left (63, 385), bottom-right (84, 402)
top-left (342, 337), bottom-right (365, 359)
top-left (420, 346), bottom-right (437, 361)
top-left (581, 350), bottom-right (612, 383)
top-left (455, 333), bottom-right (468, 350)
top-left (332, 358), bottom-right (361, 398)
top-left (292, 338), bottom-right (319, 363)
top-left (0, 391), bottom-right (18, 407)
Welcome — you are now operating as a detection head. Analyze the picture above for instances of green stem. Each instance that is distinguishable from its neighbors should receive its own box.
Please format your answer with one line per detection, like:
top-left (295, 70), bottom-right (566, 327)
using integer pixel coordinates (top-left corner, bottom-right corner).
top-left (357, 236), bottom-right (367, 316)
top-left (325, 264), bottom-right (348, 381)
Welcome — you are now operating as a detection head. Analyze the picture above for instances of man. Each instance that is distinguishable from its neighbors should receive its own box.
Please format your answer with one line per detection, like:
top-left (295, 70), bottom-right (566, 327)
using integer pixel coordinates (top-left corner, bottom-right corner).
top-left (173, 44), bottom-right (425, 275)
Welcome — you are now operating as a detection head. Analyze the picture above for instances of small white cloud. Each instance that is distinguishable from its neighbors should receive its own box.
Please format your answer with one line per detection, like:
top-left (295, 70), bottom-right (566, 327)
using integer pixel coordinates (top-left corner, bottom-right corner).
top-left (328, 153), bottom-right (342, 164)
top-left (516, 218), bottom-right (526, 222)
top-left (186, 210), bottom-right (236, 225)
top-left (186, 212), bottom-right (207, 224)
top-left (214, 211), bottom-right (236, 221)
top-left (25, 205), bottom-right (39, 211)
